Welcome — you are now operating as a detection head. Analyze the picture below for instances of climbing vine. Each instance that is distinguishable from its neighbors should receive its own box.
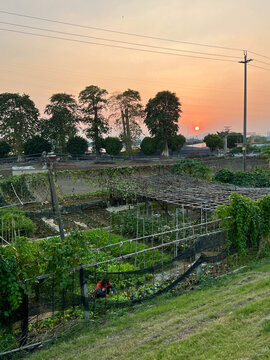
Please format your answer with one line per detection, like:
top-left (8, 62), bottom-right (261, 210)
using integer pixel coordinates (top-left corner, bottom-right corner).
top-left (216, 193), bottom-right (270, 255)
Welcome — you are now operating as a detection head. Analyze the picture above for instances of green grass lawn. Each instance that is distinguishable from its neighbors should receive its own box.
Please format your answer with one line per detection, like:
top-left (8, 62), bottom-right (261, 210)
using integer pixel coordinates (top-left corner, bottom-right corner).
top-left (27, 259), bottom-right (270, 360)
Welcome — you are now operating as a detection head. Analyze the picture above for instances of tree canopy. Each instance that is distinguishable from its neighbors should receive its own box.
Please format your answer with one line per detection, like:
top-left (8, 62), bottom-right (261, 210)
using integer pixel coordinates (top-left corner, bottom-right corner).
top-left (140, 137), bottom-right (156, 155)
top-left (104, 137), bottom-right (123, 156)
top-left (168, 134), bottom-right (186, 152)
top-left (79, 85), bottom-right (109, 154)
top-left (204, 134), bottom-right (224, 152)
top-left (23, 136), bottom-right (51, 155)
top-left (66, 136), bottom-right (88, 155)
top-left (42, 93), bottom-right (78, 153)
top-left (0, 141), bottom-right (11, 158)
top-left (110, 89), bottom-right (143, 156)
top-left (144, 91), bottom-right (182, 156)
top-left (0, 93), bottom-right (40, 155)
top-left (227, 132), bottom-right (243, 149)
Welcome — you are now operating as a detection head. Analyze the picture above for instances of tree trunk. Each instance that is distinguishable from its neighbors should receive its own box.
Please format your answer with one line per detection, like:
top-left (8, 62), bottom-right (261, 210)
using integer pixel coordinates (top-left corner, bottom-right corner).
top-left (161, 141), bottom-right (169, 157)
top-left (121, 110), bottom-right (126, 137)
top-left (125, 109), bottom-right (132, 156)
top-left (94, 107), bottom-right (100, 155)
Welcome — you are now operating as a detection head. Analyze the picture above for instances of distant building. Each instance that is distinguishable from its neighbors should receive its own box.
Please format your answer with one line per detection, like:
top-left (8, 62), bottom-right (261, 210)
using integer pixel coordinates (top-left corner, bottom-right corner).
top-left (267, 132), bottom-right (270, 141)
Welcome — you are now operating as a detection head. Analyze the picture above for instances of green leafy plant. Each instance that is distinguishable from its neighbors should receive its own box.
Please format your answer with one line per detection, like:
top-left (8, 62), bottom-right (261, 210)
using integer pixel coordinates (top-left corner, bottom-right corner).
top-left (216, 193), bottom-right (270, 255)
top-left (172, 159), bottom-right (212, 179)
top-left (0, 208), bottom-right (36, 240)
top-left (213, 169), bottom-right (270, 188)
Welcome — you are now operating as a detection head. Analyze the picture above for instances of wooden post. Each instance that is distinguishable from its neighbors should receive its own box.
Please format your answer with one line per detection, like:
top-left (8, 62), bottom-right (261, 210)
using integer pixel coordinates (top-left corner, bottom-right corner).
top-left (80, 269), bottom-right (89, 321)
top-left (195, 252), bottom-right (202, 277)
top-left (48, 164), bottom-right (65, 241)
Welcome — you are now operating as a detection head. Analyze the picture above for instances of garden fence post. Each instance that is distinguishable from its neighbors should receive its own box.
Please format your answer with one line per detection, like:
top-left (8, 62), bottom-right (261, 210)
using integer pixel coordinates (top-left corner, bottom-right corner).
top-left (80, 268), bottom-right (89, 321)
top-left (195, 252), bottom-right (202, 277)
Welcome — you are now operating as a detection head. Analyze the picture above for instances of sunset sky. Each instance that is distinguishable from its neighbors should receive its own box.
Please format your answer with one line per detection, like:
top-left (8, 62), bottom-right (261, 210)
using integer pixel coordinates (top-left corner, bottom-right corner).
top-left (1, 0), bottom-right (270, 138)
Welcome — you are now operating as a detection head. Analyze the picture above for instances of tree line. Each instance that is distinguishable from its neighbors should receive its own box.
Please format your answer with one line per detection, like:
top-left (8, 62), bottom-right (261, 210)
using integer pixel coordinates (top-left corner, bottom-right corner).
top-left (0, 86), bottom-right (186, 158)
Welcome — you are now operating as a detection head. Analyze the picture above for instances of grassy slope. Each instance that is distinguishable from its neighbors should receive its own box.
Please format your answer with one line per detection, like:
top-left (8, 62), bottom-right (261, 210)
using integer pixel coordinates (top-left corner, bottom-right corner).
top-left (28, 260), bottom-right (270, 360)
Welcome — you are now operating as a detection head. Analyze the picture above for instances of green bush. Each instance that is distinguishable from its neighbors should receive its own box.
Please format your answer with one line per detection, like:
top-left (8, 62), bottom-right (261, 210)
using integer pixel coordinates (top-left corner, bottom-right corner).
top-left (104, 137), bottom-right (123, 156)
top-left (67, 136), bottom-right (88, 155)
top-left (23, 136), bottom-right (51, 156)
top-left (216, 193), bottom-right (270, 255)
top-left (140, 137), bottom-right (156, 155)
top-left (0, 141), bottom-right (11, 158)
top-left (172, 159), bottom-right (212, 179)
top-left (257, 195), bottom-right (270, 237)
top-left (214, 169), bottom-right (270, 188)
top-left (168, 134), bottom-right (186, 152)
top-left (204, 134), bottom-right (223, 152)
top-left (213, 169), bottom-right (234, 183)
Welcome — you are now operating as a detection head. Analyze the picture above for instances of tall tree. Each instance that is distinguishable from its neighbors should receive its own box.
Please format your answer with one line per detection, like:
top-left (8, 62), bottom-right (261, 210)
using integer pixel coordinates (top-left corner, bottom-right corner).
top-left (204, 134), bottom-right (224, 152)
top-left (110, 89), bottom-right (143, 156)
top-left (79, 85), bottom-right (109, 154)
top-left (0, 93), bottom-right (39, 156)
top-left (144, 91), bottom-right (182, 156)
top-left (42, 93), bottom-right (78, 154)
top-left (227, 132), bottom-right (243, 149)
top-left (168, 134), bottom-right (186, 153)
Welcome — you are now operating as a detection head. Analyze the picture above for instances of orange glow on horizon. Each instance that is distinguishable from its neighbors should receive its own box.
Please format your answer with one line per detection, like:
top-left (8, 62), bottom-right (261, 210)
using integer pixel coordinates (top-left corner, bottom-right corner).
top-left (195, 126), bottom-right (200, 131)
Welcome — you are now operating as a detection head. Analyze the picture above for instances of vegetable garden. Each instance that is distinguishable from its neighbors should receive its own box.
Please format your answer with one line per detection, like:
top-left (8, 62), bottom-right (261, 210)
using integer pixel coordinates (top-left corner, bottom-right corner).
top-left (0, 163), bottom-right (270, 357)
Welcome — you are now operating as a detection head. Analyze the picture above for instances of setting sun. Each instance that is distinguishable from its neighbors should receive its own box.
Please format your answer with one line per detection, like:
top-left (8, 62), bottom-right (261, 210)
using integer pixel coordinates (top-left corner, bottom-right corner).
top-left (195, 126), bottom-right (200, 131)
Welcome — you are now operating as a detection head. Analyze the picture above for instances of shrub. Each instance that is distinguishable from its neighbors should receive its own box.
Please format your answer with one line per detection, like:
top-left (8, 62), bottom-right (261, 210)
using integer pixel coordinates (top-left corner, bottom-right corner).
top-left (216, 193), bottom-right (261, 255)
top-left (204, 134), bottom-right (224, 152)
top-left (0, 141), bottom-right (11, 158)
top-left (213, 169), bottom-right (234, 184)
top-left (227, 132), bottom-right (243, 149)
top-left (23, 136), bottom-right (51, 156)
top-left (214, 169), bottom-right (270, 188)
top-left (104, 137), bottom-right (123, 156)
top-left (172, 159), bottom-right (212, 179)
top-left (257, 195), bottom-right (270, 237)
top-left (67, 136), bottom-right (88, 155)
top-left (140, 137), bottom-right (156, 155)
top-left (168, 134), bottom-right (186, 152)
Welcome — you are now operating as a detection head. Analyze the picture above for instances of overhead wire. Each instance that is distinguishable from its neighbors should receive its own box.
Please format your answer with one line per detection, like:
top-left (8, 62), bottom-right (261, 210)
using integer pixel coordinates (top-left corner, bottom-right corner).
top-left (250, 64), bottom-right (270, 72)
top-left (2, 10), bottom-right (270, 63)
top-left (0, 21), bottom-right (241, 59)
top-left (0, 28), bottom-right (237, 63)
top-left (253, 59), bottom-right (270, 66)
top-left (0, 9), bottom-right (244, 52)
top-left (248, 50), bottom-right (270, 61)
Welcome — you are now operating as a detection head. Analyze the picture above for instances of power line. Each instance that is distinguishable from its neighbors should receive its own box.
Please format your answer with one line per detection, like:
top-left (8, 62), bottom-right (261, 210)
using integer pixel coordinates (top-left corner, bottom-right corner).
top-left (0, 21), bottom-right (240, 60)
top-left (253, 59), bottom-right (270, 66)
top-left (0, 27), bottom-right (237, 63)
top-left (0, 9), bottom-right (244, 52)
top-left (248, 50), bottom-right (270, 61)
top-left (250, 64), bottom-right (270, 72)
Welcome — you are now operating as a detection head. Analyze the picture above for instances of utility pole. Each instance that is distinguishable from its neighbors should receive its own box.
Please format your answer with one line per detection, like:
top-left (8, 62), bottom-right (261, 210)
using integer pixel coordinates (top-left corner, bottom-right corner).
top-left (239, 51), bottom-right (253, 171)
top-left (46, 154), bottom-right (65, 241)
